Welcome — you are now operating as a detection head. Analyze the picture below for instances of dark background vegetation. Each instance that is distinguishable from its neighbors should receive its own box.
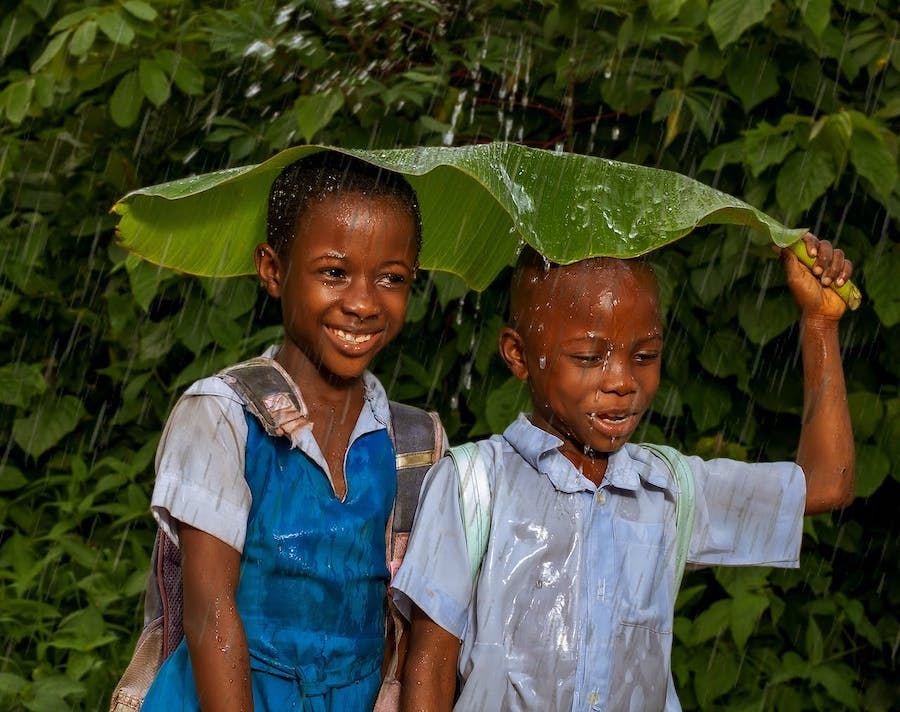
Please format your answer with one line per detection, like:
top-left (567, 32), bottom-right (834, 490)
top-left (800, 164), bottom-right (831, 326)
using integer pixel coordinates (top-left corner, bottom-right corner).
top-left (1, 0), bottom-right (898, 709)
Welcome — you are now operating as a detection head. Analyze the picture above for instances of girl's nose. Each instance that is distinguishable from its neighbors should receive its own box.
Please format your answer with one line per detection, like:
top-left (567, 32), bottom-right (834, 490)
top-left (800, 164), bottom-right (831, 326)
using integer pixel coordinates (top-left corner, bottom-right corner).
top-left (342, 278), bottom-right (380, 319)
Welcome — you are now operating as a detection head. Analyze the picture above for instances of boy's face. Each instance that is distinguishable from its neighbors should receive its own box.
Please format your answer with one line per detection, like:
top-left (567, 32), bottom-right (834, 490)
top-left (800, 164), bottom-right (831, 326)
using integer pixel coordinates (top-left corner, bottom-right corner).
top-left (500, 259), bottom-right (663, 477)
top-left (257, 191), bottom-right (417, 384)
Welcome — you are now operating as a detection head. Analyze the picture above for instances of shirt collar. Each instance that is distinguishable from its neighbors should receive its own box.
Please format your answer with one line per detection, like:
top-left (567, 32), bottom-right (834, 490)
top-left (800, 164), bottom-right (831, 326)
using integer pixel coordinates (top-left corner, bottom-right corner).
top-left (502, 414), bottom-right (680, 494)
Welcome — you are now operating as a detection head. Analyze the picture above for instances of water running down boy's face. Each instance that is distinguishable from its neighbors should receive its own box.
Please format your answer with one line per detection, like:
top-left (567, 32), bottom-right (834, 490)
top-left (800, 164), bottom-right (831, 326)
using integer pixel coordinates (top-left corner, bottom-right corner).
top-left (500, 253), bottom-right (663, 481)
top-left (257, 190), bottom-right (418, 383)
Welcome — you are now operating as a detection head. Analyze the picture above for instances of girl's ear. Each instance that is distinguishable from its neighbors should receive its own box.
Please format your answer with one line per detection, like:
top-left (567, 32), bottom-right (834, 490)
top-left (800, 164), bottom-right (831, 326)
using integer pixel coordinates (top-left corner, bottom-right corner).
top-left (255, 243), bottom-right (283, 298)
top-left (499, 327), bottom-right (529, 381)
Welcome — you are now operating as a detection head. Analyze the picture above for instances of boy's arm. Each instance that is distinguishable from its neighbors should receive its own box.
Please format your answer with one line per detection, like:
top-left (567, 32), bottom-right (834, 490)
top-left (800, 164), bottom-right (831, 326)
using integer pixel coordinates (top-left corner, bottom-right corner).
top-left (181, 524), bottom-right (254, 712)
top-left (400, 604), bottom-right (460, 712)
top-left (781, 233), bottom-right (855, 514)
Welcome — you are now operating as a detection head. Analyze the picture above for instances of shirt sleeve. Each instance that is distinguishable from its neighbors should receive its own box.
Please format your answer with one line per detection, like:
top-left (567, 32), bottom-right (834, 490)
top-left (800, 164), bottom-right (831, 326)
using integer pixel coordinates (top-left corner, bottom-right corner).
top-left (391, 453), bottom-right (472, 639)
top-left (686, 456), bottom-right (806, 568)
top-left (151, 377), bottom-right (251, 553)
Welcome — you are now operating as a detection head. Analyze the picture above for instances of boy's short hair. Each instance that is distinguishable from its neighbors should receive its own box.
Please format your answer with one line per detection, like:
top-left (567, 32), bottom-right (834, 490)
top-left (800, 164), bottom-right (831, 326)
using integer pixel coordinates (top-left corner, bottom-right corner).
top-left (267, 151), bottom-right (423, 257)
top-left (509, 245), bottom-right (658, 327)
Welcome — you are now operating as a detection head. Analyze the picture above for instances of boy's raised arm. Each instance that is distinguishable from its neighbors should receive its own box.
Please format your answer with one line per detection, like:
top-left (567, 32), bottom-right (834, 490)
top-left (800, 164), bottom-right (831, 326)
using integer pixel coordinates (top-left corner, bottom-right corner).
top-left (400, 604), bottom-right (460, 712)
top-left (781, 233), bottom-right (855, 514)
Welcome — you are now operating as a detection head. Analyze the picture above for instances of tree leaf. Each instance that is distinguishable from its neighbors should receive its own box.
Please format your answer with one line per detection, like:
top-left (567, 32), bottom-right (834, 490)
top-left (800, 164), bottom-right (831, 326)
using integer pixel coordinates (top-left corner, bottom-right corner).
top-left (726, 51), bottom-right (780, 112)
top-left (775, 150), bottom-right (836, 223)
top-left (138, 58), bottom-right (170, 107)
top-left (68, 20), bottom-right (97, 57)
top-left (295, 89), bottom-right (345, 143)
top-left (5, 78), bottom-right (34, 125)
top-left (109, 69), bottom-right (142, 127)
top-left (854, 443), bottom-right (890, 498)
top-left (1, 9), bottom-right (37, 60)
top-left (156, 50), bottom-right (205, 95)
top-left (730, 592), bottom-right (769, 650)
top-left (801, 0), bottom-right (832, 37)
top-left (30, 29), bottom-right (71, 72)
top-left (122, 0), bottom-right (158, 22)
top-left (485, 376), bottom-right (530, 433)
top-left (96, 10), bottom-right (135, 46)
top-left (737, 290), bottom-right (797, 344)
top-left (847, 391), bottom-right (884, 440)
top-left (648, 0), bottom-right (689, 22)
top-left (698, 330), bottom-right (749, 387)
top-left (863, 246), bottom-right (900, 327)
top-left (849, 128), bottom-right (898, 202)
top-left (742, 123), bottom-right (796, 177)
top-left (12, 395), bottom-right (85, 459)
top-left (682, 380), bottom-right (732, 431)
top-left (112, 144), bottom-right (806, 288)
top-left (0, 362), bottom-right (46, 407)
top-left (708, 0), bottom-right (775, 49)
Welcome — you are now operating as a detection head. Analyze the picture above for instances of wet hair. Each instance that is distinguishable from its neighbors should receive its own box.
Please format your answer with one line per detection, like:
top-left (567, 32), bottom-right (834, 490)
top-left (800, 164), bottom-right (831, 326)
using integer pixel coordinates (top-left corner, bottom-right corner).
top-left (509, 245), bottom-right (657, 326)
top-left (266, 151), bottom-right (423, 257)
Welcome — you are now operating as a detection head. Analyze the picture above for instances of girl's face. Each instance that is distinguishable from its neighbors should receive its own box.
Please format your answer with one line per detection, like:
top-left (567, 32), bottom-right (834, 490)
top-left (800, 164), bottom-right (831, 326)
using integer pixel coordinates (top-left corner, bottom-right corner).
top-left (258, 191), bottom-right (418, 385)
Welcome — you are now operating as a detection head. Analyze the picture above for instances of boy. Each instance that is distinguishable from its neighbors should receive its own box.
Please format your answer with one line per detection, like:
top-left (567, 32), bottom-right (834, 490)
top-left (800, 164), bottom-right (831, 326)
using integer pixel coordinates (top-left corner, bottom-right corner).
top-left (393, 235), bottom-right (854, 711)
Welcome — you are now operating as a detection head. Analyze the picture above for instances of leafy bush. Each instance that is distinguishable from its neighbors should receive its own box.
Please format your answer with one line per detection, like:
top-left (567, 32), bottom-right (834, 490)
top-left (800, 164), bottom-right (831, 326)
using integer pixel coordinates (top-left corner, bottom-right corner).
top-left (1, 1), bottom-right (897, 709)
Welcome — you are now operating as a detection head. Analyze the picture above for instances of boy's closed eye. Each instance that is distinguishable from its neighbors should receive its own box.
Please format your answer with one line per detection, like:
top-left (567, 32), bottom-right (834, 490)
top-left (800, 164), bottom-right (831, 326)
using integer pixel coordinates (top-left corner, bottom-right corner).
top-left (634, 351), bottom-right (661, 364)
top-left (377, 271), bottom-right (410, 287)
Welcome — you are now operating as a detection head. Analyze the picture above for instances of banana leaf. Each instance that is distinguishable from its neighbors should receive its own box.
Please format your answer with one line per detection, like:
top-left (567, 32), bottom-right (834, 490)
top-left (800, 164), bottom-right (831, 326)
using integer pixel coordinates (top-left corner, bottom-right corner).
top-left (112, 142), bottom-right (859, 307)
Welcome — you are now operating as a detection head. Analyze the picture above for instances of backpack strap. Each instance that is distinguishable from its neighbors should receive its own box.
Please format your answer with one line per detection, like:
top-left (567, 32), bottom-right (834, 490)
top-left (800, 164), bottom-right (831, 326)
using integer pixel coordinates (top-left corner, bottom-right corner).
top-left (388, 401), bottom-right (444, 536)
top-left (217, 357), bottom-right (309, 438)
top-left (640, 442), bottom-right (696, 594)
top-left (448, 442), bottom-right (493, 579)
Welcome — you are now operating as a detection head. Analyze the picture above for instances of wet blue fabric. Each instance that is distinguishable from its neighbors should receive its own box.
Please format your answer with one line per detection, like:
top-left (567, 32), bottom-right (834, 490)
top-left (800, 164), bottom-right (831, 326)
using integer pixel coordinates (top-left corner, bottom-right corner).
top-left (393, 414), bottom-right (805, 711)
top-left (142, 413), bottom-right (396, 711)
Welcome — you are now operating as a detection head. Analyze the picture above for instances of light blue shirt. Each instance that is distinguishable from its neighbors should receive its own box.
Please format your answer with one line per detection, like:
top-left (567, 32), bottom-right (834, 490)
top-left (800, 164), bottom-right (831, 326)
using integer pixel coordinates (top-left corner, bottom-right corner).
top-left (393, 414), bottom-right (805, 711)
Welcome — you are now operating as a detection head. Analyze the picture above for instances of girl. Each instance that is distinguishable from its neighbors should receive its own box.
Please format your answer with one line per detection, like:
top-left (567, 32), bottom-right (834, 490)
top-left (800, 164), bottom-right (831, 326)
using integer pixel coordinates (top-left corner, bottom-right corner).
top-left (141, 152), bottom-right (428, 711)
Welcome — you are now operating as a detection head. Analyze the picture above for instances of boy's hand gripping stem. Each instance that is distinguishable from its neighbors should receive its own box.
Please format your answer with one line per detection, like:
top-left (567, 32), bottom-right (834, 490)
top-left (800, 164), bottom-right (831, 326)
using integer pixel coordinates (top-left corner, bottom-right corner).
top-left (786, 239), bottom-right (862, 311)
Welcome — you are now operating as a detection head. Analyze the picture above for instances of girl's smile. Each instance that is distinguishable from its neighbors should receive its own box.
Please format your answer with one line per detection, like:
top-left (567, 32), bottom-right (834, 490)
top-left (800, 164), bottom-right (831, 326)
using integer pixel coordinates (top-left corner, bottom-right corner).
top-left (257, 191), bottom-right (418, 392)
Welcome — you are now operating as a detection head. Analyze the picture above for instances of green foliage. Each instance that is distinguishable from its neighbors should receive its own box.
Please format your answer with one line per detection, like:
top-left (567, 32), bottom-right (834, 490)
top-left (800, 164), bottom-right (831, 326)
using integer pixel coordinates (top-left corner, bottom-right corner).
top-left (1, 0), bottom-right (898, 709)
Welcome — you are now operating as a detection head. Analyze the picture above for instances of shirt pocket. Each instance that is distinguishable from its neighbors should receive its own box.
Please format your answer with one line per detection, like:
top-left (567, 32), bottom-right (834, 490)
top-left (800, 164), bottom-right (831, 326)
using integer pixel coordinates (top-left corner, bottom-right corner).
top-left (612, 519), bottom-right (672, 631)
top-left (608, 622), bottom-right (671, 712)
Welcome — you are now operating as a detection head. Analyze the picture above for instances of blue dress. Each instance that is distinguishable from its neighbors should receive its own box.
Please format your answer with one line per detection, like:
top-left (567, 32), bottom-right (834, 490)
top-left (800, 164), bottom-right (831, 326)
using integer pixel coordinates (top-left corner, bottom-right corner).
top-left (142, 412), bottom-right (397, 711)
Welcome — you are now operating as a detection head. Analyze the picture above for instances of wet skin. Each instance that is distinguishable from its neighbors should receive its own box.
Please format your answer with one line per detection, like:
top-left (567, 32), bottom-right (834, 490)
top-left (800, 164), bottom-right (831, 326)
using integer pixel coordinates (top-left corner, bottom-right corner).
top-left (257, 191), bottom-right (418, 389)
top-left (500, 258), bottom-right (663, 486)
top-left (256, 191), bottom-right (418, 498)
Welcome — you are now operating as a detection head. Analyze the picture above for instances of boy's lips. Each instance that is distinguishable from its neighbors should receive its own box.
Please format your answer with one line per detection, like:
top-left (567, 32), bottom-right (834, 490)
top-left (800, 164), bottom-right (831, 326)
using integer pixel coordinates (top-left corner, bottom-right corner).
top-left (587, 411), bottom-right (638, 438)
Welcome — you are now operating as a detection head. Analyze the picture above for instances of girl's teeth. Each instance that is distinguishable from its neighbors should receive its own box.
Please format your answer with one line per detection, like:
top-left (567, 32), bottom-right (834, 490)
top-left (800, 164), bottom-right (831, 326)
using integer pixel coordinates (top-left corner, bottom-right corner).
top-left (333, 329), bottom-right (373, 344)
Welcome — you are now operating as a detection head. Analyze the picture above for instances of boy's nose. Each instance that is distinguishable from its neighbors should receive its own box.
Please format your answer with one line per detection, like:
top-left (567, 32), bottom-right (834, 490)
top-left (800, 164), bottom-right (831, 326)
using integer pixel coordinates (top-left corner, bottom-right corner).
top-left (596, 357), bottom-right (636, 395)
top-left (342, 278), bottom-right (380, 319)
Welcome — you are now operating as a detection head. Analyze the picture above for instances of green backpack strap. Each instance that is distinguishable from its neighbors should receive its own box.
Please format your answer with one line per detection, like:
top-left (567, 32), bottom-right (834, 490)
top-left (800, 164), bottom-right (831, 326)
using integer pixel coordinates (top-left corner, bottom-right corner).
top-left (640, 443), bottom-right (696, 594)
top-left (448, 442), bottom-right (492, 579)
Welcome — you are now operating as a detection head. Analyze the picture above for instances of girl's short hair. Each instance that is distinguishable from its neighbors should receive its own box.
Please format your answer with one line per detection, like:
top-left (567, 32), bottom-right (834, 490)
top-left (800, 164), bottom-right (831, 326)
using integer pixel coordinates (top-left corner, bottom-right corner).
top-left (266, 151), bottom-right (423, 257)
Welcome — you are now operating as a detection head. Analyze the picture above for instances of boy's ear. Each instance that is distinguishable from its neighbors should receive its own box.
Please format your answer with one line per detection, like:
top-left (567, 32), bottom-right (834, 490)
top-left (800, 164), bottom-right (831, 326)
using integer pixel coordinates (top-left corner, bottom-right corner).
top-left (499, 326), bottom-right (529, 381)
top-left (255, 243), bottom-right (283, 298)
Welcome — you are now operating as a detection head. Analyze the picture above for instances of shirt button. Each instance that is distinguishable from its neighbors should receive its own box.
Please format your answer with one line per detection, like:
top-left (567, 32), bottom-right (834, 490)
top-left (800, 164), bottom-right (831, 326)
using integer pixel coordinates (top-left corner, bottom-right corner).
top-left (588, 691), bottom-right (601, 706)
top-left (595, 491), bottom-right (606, 505)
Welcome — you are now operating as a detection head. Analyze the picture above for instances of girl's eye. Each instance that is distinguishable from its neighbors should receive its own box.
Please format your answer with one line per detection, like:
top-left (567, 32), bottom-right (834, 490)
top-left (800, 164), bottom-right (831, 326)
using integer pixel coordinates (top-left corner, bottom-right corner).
top-left (379, 272), bottom-right (407, 286)
top-left (635, 352), bottom-right (660, 364)
top-left (573, 354), bottom-right (604, 365)
top-left (321, 267), bottom-right (346, 280)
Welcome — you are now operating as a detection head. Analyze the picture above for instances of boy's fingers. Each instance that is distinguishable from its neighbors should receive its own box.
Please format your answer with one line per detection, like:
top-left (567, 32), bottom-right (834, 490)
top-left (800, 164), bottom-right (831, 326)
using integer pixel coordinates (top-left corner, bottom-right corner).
top-left (812, 239), bottom-right (832, 277)
top-left (821, 247), bottom-right (847, 286)
top-left (802, 232), bottom-right (819, 258)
